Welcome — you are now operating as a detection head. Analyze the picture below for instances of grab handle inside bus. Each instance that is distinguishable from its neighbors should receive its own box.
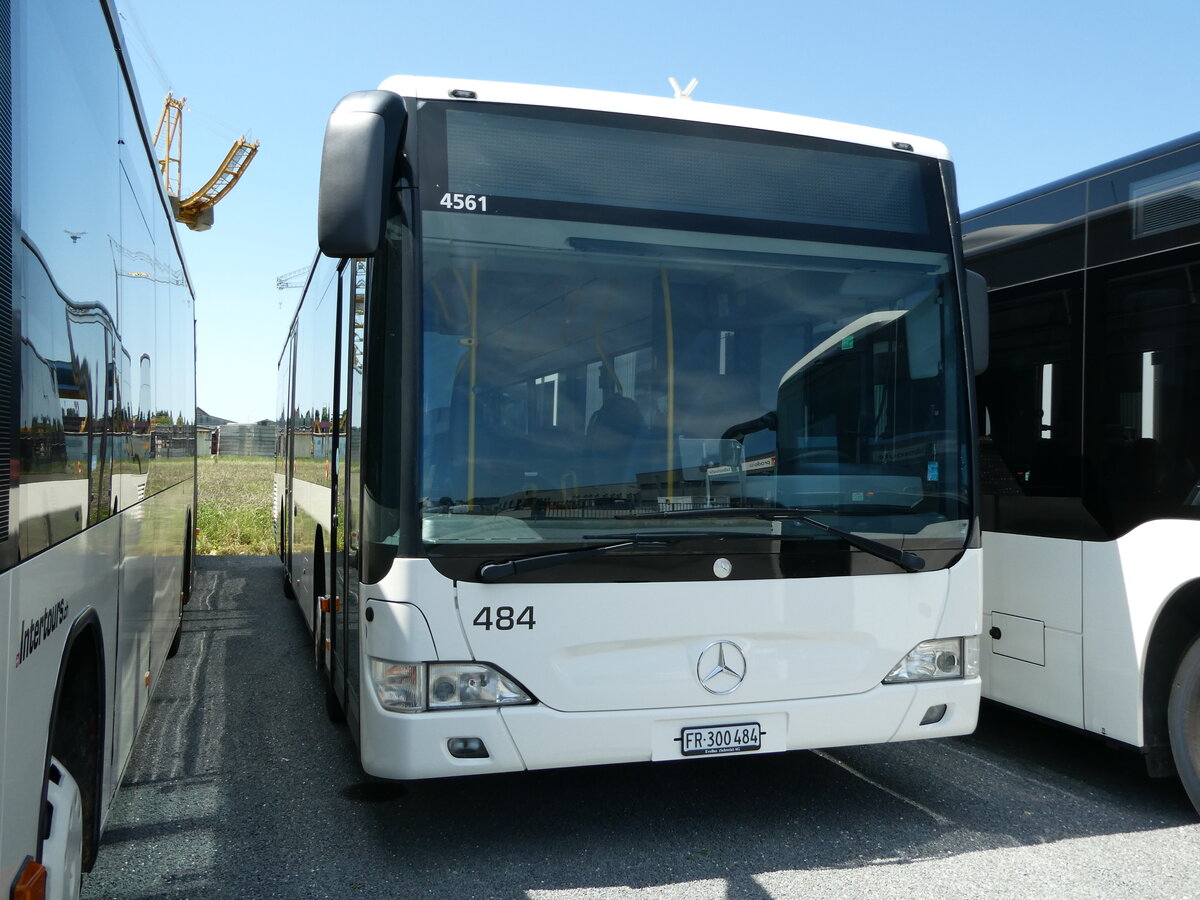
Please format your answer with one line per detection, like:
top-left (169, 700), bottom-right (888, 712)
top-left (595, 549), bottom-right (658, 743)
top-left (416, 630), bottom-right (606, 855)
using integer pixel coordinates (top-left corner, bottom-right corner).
top-left (318, 90), bottom-right (409, 258)
top-left (966, 269), bottom-right (989, 375)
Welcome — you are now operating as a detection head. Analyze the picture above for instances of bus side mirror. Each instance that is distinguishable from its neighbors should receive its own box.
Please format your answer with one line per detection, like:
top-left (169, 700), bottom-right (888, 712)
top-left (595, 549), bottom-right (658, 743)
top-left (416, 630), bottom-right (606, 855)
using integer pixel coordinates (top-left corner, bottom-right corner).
top-left (318, 91), bottom-right (408, 258)
top-left (966, 269), bottom-right (989, 375)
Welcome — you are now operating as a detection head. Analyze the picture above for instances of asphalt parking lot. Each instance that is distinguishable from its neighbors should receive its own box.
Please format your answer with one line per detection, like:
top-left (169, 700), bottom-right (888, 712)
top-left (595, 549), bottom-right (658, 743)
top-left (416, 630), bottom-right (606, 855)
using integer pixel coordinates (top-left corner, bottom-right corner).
top-left (81, 555), bottom-right (1200, 900)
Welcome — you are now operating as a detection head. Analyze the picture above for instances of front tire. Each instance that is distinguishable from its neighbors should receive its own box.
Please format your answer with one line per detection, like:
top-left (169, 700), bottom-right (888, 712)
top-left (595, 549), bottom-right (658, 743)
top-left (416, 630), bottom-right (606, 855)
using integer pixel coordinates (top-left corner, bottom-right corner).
top-left (1168, 634), bottom-right (1200, 815)
top-left (42, 756), bottom-right (83, 900)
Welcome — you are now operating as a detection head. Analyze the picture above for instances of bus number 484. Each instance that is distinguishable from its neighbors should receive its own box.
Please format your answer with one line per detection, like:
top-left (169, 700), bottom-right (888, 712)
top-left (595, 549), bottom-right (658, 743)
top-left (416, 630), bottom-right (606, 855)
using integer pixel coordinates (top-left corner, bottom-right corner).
top-left (473, 606), bottom-right (536, 630)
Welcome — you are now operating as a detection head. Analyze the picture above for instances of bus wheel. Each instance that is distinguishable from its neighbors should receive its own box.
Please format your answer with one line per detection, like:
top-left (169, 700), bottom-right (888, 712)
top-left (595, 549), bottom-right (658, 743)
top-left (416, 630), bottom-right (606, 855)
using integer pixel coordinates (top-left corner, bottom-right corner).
top-left (1168, 634), bottom-right (1200, 815)
top-left (43, 756), bottom-right (84, 900)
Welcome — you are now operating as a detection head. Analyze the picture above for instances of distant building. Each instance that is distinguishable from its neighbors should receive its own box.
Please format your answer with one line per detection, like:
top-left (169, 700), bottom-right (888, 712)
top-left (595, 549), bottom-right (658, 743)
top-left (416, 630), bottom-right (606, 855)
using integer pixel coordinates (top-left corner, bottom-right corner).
top-left (195, 409), bottom-right (274, 456)
top-left (196, 407), bottom-right (232, 430)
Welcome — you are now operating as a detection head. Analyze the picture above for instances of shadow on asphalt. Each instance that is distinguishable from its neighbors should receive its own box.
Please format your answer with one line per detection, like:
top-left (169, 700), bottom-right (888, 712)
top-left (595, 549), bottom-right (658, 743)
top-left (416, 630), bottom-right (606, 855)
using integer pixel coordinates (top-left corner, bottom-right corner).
top-left (81, 555), bottom-right (1198, 900)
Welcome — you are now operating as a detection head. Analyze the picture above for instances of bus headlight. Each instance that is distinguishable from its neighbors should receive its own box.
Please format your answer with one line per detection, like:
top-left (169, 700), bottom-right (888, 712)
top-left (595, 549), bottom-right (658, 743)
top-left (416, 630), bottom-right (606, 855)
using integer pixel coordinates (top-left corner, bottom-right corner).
top-left (883, 637), bottom-right (980, 683)
top-left (428, 663), bottom-right (532, 710)
top-left (370, 660), bottom-right (533, 712)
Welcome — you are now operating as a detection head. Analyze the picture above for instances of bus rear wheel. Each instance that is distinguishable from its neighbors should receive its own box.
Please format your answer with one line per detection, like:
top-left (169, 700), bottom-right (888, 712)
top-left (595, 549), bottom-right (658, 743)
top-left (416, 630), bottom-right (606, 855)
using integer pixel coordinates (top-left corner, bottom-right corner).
top-left (1168, 634), bottom-right (1200, 815)
top-left (43, 755), bottom-right (84, 900)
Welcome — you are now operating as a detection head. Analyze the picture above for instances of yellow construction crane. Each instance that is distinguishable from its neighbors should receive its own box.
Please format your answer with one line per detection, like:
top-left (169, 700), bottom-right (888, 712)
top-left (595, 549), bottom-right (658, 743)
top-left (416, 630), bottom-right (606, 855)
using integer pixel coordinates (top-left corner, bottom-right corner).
top-left (154, 92), bottom-right (259, 232)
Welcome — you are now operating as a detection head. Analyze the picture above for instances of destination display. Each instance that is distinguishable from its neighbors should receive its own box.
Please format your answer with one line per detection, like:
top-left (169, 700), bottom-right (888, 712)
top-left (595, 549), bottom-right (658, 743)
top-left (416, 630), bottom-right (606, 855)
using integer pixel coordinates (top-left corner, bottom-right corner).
top-left (418, 101), bottom-right (944, 246)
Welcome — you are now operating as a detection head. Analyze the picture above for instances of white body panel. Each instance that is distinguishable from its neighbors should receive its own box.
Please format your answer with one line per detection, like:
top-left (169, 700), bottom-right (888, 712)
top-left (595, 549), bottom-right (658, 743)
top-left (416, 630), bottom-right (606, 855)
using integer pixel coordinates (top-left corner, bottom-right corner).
top-left (980, 532), bottom-right (1085, 727)
top-left (0, 482), bottom-right (190, 888)
top-left (378, 76), bottom-right (952, 163)
top-left (2, 520), bottom-right (118, 867)
top-left (359, 550), bottom-right (981, 780)
top-left (0, 568), bottom-right (8, 884)
top-left (982, 519), bottom-right (1200, 747)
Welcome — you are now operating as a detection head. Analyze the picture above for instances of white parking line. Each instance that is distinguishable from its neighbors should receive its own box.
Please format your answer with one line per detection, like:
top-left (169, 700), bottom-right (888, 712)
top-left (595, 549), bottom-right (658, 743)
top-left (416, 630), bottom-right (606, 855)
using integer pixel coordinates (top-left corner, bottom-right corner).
top-left (813, 749), bottom-right (953, 826)
top-left (933, 739), bottom-right (1084, 803)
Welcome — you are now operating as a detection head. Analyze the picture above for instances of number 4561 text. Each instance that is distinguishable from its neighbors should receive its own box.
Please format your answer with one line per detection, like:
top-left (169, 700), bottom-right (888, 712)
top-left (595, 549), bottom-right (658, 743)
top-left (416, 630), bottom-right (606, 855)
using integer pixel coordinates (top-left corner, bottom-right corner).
top-left (440, 192), bottom-right (488, 212)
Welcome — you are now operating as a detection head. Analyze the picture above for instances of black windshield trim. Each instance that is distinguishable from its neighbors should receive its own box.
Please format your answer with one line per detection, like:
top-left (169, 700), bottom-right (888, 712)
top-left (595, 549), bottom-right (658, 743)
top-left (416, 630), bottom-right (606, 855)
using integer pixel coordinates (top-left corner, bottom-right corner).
top-left (616, 507), bottom-right (925, 572)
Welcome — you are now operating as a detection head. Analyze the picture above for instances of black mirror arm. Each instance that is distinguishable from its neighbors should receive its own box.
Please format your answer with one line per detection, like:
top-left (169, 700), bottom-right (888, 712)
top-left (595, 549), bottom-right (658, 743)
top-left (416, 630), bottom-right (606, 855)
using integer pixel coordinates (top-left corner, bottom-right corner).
top-left (721, 411), bottom-right (777, 444)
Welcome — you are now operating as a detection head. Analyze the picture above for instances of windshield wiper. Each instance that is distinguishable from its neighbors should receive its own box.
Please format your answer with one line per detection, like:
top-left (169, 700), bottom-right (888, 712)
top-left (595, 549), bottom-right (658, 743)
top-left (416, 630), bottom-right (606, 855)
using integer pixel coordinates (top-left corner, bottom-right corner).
top-left (478, 531), bottom-right (775, 583)
top-left (478, 536), bottom-right (667, 583)
top-left (619, 507), bottom-right (925, 573)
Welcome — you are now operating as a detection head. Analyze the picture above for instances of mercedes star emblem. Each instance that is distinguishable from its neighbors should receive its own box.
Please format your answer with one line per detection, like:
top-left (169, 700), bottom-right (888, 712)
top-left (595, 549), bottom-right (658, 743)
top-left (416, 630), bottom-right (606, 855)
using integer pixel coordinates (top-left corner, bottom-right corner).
top-left (697, 640), bottom-right (747, 694)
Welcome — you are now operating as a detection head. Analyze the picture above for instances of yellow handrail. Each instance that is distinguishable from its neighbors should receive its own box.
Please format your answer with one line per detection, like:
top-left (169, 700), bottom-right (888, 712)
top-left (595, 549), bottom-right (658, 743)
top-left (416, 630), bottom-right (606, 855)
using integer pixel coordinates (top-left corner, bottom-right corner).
top-left (459, 264), bottom-right (479, 509)
top-left (660, 269), bottom-right (676, 499)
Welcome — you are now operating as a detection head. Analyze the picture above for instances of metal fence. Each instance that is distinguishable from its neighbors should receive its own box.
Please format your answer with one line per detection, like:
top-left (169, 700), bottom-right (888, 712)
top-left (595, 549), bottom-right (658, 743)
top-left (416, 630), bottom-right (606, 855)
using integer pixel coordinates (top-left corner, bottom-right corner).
top-left (212, 423), bottom-right (276, 458)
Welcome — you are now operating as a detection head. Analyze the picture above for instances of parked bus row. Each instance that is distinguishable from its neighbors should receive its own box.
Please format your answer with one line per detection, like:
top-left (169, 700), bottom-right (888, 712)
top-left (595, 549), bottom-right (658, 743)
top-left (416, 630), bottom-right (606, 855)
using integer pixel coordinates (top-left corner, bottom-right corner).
top-left (7, 9), bottom-right (1200, 898)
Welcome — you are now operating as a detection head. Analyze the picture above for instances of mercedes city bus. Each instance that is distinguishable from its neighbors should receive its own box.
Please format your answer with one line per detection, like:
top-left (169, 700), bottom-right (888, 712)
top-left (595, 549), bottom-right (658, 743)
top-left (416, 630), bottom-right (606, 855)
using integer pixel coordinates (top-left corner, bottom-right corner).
top-left (965, 133), bottom-right (1200, 814)
top-left (276, 76), bottom-right (986, 780)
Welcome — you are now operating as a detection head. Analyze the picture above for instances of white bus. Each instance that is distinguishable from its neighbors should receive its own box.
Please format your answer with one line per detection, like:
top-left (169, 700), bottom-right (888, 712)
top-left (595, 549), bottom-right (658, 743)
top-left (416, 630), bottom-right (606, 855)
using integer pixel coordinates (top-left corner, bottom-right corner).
top-left (276, 76), bottom-right (986, 781)
top-left (964, 134), bottom-right (1200, 814)
top-left (1, 0), bottom-right (197, 896)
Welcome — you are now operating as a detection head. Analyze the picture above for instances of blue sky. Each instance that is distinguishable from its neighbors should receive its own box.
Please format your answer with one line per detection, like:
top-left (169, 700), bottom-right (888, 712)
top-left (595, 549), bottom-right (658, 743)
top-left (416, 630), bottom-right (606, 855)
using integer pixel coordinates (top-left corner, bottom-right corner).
top-left (116, 0), bottom-right (1200, 423)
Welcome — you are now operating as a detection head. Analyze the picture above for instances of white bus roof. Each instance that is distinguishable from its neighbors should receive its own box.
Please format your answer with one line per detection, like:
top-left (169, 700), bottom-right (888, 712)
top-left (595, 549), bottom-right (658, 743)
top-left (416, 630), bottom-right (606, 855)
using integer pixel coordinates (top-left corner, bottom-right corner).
top-left (376, 75), bottom-right (951, 163)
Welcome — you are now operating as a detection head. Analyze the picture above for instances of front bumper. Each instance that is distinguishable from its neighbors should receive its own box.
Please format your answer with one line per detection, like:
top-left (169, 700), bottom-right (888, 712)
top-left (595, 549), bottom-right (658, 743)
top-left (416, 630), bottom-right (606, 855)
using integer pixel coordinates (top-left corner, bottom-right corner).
top-left (359, 675), bottom-right (980, 780)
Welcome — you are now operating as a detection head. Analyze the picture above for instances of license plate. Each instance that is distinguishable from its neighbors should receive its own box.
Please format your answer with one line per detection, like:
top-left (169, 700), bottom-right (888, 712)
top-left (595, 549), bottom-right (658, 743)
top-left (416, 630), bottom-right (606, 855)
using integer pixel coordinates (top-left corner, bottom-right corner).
top-left (680, 722), bottom-right (762, 756)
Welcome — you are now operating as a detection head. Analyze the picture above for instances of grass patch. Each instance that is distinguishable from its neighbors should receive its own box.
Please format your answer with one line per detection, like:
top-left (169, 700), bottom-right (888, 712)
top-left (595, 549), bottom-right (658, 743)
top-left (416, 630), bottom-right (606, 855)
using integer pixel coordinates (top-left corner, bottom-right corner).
top-left (196, 456), bottom-right (277, 556)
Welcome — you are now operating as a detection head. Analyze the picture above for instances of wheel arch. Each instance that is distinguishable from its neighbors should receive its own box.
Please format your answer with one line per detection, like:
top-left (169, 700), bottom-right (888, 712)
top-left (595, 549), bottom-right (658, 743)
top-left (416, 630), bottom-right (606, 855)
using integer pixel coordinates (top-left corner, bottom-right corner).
top-left (41, 608), bottom-right (107, 872)
top-left (1142, 577), bottom-right (1200, 776)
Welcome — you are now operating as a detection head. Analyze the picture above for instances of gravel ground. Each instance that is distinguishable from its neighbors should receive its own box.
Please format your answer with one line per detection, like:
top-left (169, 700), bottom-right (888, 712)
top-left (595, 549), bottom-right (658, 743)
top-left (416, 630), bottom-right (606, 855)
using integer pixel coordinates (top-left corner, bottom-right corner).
top-left (81, 555), bottom-right (1200, 899)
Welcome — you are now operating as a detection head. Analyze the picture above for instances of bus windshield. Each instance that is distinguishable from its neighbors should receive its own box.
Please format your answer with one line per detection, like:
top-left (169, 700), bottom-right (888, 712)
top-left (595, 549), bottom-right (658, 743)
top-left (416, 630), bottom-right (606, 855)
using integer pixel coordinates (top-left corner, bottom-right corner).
top-left (415, 102), bottom-right (969, 552)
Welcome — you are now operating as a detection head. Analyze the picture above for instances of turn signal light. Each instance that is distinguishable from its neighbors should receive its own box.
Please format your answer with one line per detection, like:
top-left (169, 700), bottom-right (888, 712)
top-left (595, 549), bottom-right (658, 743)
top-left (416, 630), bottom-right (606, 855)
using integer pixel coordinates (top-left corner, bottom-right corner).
top-left (12, 856), bottom-right (47, 900)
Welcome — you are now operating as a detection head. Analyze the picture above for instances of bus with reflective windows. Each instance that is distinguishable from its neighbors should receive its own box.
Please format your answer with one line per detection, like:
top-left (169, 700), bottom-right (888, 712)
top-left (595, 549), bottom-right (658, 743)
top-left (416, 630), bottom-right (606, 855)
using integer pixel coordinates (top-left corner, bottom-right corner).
top-left (0, 1), bottom-right (197, 895)
top-left (964, 133), bottom-right (1200, 814)
top-left (275, 76), bottom-right (986, 780)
